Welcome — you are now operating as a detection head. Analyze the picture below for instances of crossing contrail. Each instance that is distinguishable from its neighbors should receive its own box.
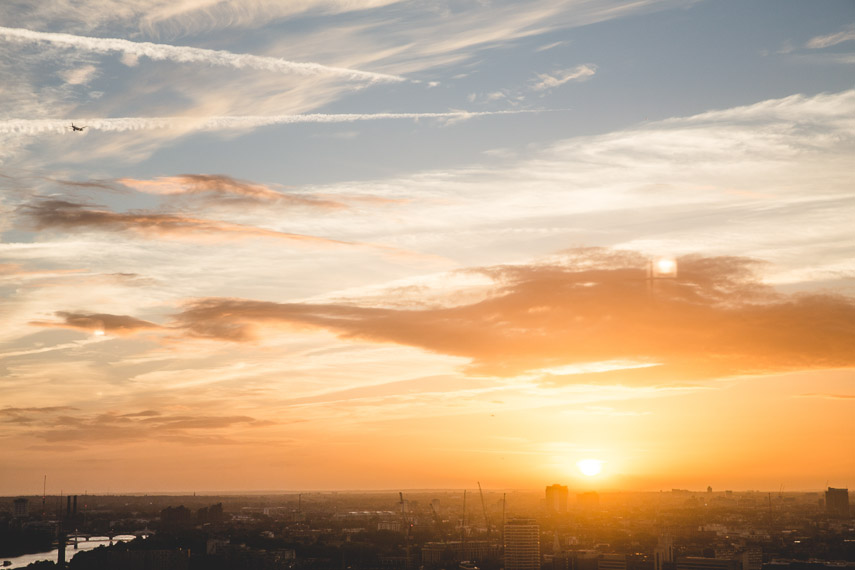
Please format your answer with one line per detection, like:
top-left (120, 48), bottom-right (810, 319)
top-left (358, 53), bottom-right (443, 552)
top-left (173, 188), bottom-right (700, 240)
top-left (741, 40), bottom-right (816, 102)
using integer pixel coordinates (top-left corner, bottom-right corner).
top-left (0, 26), bottom-right (406, 83)
top-left (0, 110), bottom-right (541, 136)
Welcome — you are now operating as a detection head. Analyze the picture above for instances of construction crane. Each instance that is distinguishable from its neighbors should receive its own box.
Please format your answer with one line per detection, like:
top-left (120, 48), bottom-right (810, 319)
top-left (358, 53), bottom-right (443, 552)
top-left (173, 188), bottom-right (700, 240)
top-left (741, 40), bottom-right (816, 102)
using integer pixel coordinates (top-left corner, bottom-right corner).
top-left (429, 501), bottom-right (445, 540)
top-left (501, 493), bottom-right (506, 547)
top-left (477, 482), bottom-right (491, 537)
top-left (460, 489), bottom-right (466, 550)
top-left (399, 492), bottom-right (412, 570)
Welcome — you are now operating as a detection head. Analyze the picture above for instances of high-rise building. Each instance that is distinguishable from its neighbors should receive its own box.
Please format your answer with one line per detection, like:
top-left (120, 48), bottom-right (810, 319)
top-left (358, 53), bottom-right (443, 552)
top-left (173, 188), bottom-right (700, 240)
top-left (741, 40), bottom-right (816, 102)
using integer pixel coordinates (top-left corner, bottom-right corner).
top-left (13, 498), bottom-right (29, 518)
top-left (505, 518), bottom-right (540, 570)
top-left (654, 535), bottom-right (675, 570)
top-left (546, 484), bottom-right (569, 513)
top-left (740, 547), bottom-right (762, 570)
top-left (825, 487), bottom-right (850, 518)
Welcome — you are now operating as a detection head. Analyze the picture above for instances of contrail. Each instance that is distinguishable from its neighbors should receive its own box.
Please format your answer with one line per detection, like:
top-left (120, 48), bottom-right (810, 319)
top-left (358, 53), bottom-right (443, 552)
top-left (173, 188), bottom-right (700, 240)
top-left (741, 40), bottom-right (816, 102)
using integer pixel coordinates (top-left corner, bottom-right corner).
top-left (0, 26), bottom-right (405, 83)
top-left (0, 110), bottom-right (541, 135)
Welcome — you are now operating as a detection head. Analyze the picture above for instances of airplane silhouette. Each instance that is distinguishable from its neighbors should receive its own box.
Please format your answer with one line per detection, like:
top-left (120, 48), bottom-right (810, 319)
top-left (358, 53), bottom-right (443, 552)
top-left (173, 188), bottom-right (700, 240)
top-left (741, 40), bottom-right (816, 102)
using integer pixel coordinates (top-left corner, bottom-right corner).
top-left (70, 123), bottom-right (86, 132)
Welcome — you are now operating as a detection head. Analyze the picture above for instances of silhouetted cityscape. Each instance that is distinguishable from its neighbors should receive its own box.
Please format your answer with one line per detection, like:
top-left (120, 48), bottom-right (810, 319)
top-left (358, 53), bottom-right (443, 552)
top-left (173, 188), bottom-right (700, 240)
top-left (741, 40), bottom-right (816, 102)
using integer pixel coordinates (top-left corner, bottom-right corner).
top-left (1, 486), bottom-right (851, 570)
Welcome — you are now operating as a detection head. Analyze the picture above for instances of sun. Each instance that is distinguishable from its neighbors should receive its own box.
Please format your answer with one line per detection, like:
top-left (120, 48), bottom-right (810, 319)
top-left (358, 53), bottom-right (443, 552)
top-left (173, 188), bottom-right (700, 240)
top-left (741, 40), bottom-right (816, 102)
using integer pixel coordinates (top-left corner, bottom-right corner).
top-left (576, 459), bottom-right (603, 477)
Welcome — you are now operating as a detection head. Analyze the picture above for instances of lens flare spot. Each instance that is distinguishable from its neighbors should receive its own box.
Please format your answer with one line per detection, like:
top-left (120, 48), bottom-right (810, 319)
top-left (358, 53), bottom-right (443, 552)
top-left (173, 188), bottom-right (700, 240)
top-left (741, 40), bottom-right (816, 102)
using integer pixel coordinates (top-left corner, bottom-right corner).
top-left (654, 257), bottom-right (677, 277)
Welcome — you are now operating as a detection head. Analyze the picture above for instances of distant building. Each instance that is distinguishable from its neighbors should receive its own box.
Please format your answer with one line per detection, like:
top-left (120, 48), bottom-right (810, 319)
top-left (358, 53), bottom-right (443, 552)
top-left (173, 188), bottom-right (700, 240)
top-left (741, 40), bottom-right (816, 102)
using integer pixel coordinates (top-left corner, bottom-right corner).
top-left (13, 497), bottom-right (29, 517)
top-left (73, 549), bottom-right (189, 570)
top-left (553, 550), bottom-right (600, 570)
top-left (740, 547), bottom-right (763, 570)
top-left (577, 491), bottom-right (600, 509)
top-left (546, 484), bottom-right (569, 513)
top-left (655, 535), bottom-right (675, 570)
top-left (378, 520), bottom-right (401, 532)
top-left (161, 505), bottom-right (193, 528)
top-left (421, 540), bottom-right (500, 565)
top-left (762, 561), bottom-right (855, 570)
top-left (600, 554), bottom-right (629, 570)
top-left (677, 557), bottom-right (741, 570)
top-left (205, 543), bottom-right (294, 569)
top-left (505, 518), bottom-right (540, 570)
top-left (197, 502), bottom-right (224, 524)
top-left (825, 487), bottom-right (849, 518)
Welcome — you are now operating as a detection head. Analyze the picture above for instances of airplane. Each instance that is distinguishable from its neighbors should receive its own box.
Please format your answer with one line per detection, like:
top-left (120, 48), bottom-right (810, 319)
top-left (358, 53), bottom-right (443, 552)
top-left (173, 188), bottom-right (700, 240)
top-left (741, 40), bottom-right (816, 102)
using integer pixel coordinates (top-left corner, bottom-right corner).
top-left (70, 123), bottom-right (86, 132)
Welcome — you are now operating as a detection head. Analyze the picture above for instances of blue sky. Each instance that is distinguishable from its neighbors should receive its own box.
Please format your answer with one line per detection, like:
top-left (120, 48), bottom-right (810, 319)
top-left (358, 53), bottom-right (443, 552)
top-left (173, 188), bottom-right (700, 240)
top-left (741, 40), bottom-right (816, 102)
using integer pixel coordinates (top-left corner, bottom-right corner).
top-left (0, 0), bottom-right (853, 493)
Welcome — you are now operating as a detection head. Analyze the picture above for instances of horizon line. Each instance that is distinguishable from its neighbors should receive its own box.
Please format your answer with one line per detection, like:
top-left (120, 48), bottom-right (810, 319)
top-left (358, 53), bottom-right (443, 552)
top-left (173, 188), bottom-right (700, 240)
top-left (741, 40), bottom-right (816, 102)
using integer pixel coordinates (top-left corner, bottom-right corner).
top-left (2, 486), bottom-right (844, 498)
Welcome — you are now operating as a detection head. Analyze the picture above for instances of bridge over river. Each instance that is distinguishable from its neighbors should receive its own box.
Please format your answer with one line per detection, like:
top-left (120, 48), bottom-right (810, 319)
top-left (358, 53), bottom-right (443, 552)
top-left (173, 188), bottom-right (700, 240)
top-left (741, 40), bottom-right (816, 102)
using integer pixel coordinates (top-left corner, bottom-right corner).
top-left (2, 533), bottom-right (151, 569)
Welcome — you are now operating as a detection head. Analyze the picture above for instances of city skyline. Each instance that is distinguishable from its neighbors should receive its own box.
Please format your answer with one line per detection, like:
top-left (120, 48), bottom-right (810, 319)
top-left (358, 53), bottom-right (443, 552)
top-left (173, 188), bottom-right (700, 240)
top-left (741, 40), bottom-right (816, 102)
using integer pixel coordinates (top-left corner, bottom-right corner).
top-left (1, 0), bottom-right (854, 495)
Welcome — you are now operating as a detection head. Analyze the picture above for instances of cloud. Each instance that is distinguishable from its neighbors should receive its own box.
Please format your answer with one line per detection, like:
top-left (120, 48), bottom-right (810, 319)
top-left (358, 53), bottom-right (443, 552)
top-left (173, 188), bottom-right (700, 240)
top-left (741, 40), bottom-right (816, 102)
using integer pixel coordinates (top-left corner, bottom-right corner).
top-left (0, 406), bottom-right (77, 414)
top-left (0, 263), bottom-right (86, 279)
top-left (797, 393), bottom-right (855, 400)
top-left (48, 178), bottom-right (119, 191)
top-left (531, 64), bottom-right (597, 91)
top-left (806, 25), bottom-right (855, 49)
top-left (29, 311), bottom-right (161, 334)
top-left (169, 249), bottom-right (855, 382)
top-left (19, 198), bottom-right (363, 246)
top-left (19, 409), bottom-right (269, 444)
top-left (293, 0), bottom-right (689, 78)
top-left (117, 174), bottom-right (348, 209)
top-left (0, 0), bottom-right (407, 37)
top-left (0, 406), bottom-right (79, 426)
top-left (0, 110), bottom-right (540, 137)
top-left (535, 40), bottom-right (569, 52)
top-left (59, 64), bottom-right (98, 85)
top-left (0, 25), bottom-right (406, 83)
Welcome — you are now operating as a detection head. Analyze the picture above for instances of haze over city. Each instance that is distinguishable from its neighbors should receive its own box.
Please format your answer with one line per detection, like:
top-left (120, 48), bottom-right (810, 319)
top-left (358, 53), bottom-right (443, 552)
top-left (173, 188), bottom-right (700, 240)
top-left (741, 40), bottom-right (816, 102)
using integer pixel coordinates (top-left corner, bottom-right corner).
top-left (1, 0), bottom-right (854, 497)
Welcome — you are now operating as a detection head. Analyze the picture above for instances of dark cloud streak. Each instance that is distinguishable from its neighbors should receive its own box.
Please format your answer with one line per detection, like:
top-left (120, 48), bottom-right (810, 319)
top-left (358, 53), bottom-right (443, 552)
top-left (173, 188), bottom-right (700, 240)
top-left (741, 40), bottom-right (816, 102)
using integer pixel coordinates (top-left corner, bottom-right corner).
top-left (19, 198), bottom-right (359, 246)
top-left (20, 410), bottom-right (269, 446)
top-left (30, 311), bottom-right (161, 334)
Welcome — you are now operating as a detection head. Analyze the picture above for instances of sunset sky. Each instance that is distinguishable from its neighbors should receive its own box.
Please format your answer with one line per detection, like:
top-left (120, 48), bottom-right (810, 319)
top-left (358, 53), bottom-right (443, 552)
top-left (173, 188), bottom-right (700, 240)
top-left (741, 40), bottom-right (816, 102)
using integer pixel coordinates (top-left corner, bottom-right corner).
top-left (1, 0), bottom-right (854, 495)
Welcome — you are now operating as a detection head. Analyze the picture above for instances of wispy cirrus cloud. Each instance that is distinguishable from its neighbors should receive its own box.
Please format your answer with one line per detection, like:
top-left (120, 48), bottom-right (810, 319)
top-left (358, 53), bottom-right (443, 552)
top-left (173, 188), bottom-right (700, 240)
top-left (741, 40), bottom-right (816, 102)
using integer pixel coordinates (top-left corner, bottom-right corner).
top-left (0, 262), bottom-right (86, 279)
top-left (797, 393), bottom-right (855, 400)
top-left (12, 408), bottom-right (271, 445)
top-left (0, 0), bottom-right (406, 37)
top-left (0, 110), bottom-right (540, 136)
top-left (118, 174), bottom-right (348, 209)
top-left (0, 25), bottom-right (406, 83)
top-left (0, 406), bottom-right (78, 425)
top-left (531, 64), bottom-right (597, 91)
top-left (806, 25), bottom-right (855, 49)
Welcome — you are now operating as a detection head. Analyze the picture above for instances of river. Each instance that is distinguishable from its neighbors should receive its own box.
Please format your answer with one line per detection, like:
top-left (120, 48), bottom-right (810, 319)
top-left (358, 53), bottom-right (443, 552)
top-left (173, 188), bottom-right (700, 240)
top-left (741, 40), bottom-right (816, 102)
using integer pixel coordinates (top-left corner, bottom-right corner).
top-left (1, 535), bottom-right (138, 569)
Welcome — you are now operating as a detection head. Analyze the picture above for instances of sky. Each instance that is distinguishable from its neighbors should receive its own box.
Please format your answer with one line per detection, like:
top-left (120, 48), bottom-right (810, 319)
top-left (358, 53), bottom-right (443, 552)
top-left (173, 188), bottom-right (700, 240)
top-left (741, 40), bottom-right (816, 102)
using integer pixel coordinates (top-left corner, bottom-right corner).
top-left (1, 0), bottom-right (854, 495)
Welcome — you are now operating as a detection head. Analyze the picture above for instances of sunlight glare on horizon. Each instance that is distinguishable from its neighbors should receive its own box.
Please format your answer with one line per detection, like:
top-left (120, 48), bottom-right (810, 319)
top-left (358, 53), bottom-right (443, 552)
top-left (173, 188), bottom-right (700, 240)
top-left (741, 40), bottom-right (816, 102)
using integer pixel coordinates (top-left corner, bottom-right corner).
top-left (577, 459), bottom-right (604, 477)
